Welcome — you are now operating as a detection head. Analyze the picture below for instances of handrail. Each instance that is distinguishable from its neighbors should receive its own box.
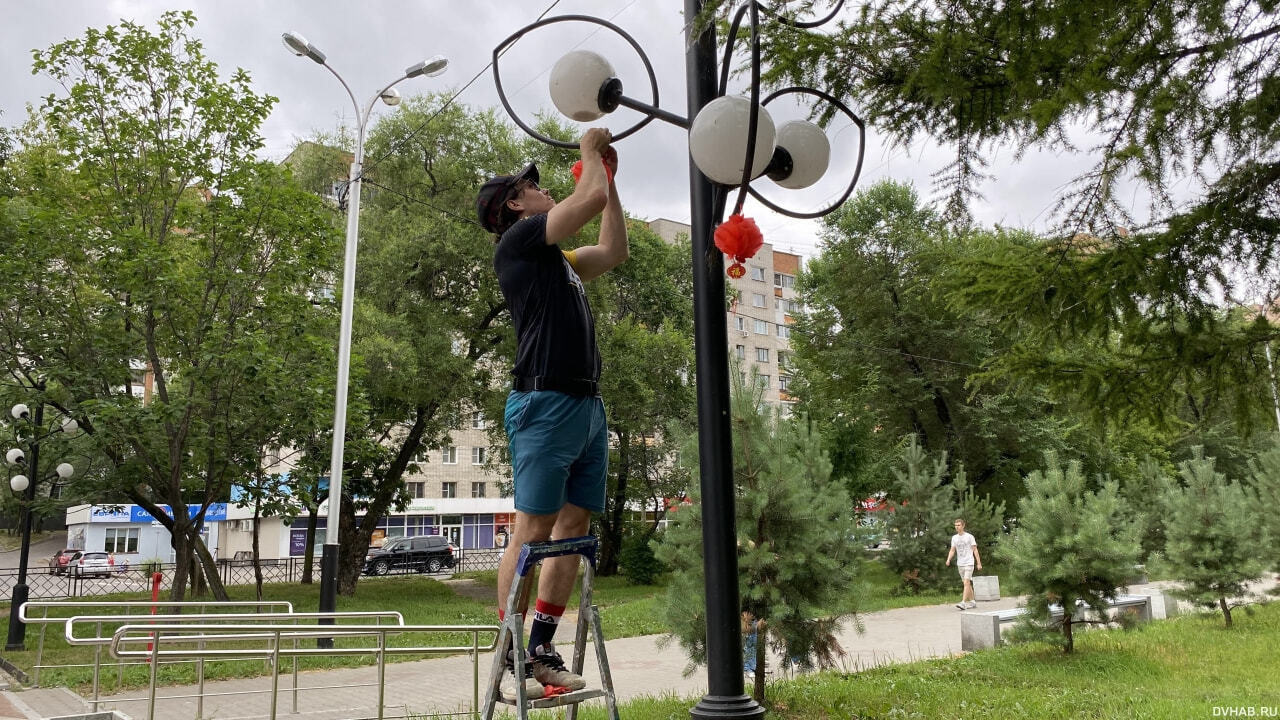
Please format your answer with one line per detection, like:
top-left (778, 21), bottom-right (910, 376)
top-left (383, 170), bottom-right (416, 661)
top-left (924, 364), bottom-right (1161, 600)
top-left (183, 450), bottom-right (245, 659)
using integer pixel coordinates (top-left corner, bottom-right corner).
top-left (20, 599), bottom-right (294, 623)
top-left (106, 622), bottom-right (499, 720)
top-left (111, 623), bottom-right (497, 658)
top-left (64, 611), bottom-right (404, 645)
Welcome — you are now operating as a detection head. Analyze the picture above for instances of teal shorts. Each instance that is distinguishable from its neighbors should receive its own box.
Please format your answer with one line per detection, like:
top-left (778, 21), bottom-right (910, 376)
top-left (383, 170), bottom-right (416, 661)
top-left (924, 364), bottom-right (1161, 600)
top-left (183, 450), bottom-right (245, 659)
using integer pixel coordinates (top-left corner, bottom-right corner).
top-left (504, 390), bottom-right (608, 515)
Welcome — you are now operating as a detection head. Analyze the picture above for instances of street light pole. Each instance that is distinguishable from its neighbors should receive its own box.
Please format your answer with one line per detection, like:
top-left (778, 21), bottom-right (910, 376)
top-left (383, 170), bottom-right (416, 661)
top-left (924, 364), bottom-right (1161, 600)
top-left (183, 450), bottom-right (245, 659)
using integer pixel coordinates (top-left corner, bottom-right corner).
top-left (280, 32), bottom-right (447, 637)
top-left (5, 402), bottom-right (41, 651)
top-left (685, 3), bottom-right (763, 716)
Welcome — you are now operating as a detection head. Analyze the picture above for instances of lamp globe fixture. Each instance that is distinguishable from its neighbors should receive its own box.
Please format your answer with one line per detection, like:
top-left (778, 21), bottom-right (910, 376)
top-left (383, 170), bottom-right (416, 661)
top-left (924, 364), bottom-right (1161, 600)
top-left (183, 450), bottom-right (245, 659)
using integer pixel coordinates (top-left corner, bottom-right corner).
top-left (10, 404), bottom-right (29, 421)
top-left (9, 475), bottom-right (28, 493)
top-left (688, 95), bottom-right (776, 185)
top-left (56, 463), bottom-right (74, 480)
top-left (550, 50), bottom-right (617, 121)
top-left (771, 120), bottom-right (830, 189)
top-left (5, 449), bottom-right (22, 466)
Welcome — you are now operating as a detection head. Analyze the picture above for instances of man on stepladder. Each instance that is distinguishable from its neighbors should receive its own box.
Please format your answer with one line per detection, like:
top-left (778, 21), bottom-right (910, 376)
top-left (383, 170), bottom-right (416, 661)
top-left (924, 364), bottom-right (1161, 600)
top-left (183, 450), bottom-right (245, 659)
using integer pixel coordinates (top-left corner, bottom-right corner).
top-left (475, 127), bottom-right (627, 701)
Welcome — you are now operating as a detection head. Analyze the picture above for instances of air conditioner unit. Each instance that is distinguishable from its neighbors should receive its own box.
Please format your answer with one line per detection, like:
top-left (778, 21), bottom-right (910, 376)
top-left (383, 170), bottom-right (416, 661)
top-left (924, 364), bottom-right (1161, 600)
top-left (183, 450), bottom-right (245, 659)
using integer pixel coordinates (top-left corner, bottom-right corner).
top-left (739, 330), bottom-right (749, 337)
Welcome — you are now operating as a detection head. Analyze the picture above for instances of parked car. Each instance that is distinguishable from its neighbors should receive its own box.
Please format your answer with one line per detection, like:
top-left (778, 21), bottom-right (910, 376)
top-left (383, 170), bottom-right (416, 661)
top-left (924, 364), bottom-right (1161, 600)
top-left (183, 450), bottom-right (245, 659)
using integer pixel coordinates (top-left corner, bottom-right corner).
top-left (48, 548), bottom-right (79, 575)
top-left (362, 535), bottom-right (457, 576)
top-left (69, 551), bottom-right (115, 578)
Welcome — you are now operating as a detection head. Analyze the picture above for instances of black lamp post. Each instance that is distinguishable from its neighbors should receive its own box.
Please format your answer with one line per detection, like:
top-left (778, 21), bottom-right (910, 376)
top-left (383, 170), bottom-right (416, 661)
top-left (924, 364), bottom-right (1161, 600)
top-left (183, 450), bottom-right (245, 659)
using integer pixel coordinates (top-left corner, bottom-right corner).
top-left (491, 3), bottom-right (863, 716)
top-left (5, 395), bottom-right (78, 651)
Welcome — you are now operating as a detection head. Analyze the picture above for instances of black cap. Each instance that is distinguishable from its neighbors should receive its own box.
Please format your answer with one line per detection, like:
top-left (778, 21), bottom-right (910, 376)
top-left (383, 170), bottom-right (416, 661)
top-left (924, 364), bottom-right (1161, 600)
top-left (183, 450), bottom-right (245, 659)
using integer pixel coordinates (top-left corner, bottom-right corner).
top-left (476, 162), bottom-right (539, 234)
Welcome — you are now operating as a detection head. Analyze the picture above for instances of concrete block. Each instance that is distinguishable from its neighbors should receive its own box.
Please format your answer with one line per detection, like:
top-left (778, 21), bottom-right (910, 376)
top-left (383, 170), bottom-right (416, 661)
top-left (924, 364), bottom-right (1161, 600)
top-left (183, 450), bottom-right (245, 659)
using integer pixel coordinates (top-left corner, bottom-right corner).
top-left (971, 575), bottom-right (1000, 601)
top-left (960, 611), bottom-right (1001, 651)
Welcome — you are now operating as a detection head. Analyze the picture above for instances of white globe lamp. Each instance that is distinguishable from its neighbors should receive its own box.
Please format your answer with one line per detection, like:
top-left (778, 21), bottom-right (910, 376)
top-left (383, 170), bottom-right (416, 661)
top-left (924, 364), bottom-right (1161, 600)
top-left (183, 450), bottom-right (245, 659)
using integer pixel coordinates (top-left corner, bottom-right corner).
top-left (56, 463), bottom-right (75, 479)
top-left (549, 50), bottom-right (616, 121)
top-left (10, 475), bottom-right (28, 493)
top-left (688, 95), bottom-right (776, 185)
top-left (771, 120), bottom-right (830, 189)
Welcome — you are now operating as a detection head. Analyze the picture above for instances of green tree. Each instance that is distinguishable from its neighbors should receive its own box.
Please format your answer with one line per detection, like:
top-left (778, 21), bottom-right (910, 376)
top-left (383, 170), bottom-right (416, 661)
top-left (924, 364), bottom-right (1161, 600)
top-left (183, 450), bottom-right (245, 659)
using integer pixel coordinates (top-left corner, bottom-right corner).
top-left (999, 453), bottom-right (1140, 653)
top-left (1161, 450), bottom-right (1271, 626)
top-left (2, 12), bottom-right (339, 600)
top-left (880, 436), bottom-right (954, 592)
top-left (589, 224), bottom-right (695, 575)
top-left (751, 0), bottom-right (1280, 428)
top-left (791, 180), bottom-right (1069, 508)
top-left (1248, 444), bottom-right (1280, 579)
top-left (657, 367), bottom-right (860, 701)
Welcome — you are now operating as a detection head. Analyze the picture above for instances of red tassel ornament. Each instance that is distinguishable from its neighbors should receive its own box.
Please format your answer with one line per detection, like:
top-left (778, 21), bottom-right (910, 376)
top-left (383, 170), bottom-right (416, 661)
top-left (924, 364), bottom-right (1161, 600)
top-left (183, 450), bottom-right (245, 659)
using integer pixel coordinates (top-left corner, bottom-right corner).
top-left (571, 157), bottom-right (615, 184)
top-left (714, 214), bottom-right (764, 278)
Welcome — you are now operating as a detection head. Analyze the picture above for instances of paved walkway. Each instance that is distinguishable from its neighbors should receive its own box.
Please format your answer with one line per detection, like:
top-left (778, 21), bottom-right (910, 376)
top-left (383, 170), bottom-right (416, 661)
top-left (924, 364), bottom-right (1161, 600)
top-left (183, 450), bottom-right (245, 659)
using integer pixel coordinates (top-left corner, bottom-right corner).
top-left (0, 580), bottom-right (1233, 720)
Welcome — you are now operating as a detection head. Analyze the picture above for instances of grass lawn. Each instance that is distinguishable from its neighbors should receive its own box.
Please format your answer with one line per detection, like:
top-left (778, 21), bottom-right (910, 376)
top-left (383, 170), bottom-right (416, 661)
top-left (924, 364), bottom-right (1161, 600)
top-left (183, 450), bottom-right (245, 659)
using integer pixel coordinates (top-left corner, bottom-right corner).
top-left (562, 603), bottom-right (1280, 720)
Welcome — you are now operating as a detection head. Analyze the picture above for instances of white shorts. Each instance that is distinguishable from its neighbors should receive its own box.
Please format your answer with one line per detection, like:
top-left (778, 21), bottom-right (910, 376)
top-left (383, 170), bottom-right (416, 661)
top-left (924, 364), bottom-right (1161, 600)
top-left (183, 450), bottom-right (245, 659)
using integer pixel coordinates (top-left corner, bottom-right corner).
top-left (958, 565), bottom-right (974, 580)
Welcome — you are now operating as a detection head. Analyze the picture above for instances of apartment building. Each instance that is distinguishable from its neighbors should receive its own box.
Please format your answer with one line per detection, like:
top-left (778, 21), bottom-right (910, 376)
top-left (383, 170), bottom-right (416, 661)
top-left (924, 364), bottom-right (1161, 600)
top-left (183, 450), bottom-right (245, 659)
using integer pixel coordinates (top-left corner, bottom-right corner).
top-left (648, 218), bottom-right (800, 412)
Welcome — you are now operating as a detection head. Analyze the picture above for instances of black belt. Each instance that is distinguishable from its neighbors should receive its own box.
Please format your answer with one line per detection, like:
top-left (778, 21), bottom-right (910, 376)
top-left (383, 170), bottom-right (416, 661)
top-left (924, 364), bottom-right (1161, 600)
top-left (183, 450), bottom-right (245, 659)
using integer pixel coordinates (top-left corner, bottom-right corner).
top-left (514, 375), bottom-right (600, 397)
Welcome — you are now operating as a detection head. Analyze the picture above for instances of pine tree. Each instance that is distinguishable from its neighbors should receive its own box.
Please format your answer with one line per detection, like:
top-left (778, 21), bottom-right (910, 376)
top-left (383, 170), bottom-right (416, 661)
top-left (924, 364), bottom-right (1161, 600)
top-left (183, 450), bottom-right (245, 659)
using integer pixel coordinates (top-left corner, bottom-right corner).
top-left (951, 465), bottom-right (1005, 561)
top-left (1247, 444), bottom-right (1280, 580)
top-left (881, 437), bottom-right (955, 592)
top-left (656, 367), bottom-right (861, 702)
top-left (1162, 450), bottom-right (1271, 627)
top-left (1000, 453), bottom-right (1140, 653)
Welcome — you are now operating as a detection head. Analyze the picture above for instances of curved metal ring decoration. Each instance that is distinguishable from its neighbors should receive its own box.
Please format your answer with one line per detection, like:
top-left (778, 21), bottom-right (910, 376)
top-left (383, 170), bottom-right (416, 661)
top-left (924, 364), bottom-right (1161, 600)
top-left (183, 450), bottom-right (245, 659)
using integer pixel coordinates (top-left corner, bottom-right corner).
top-left (492, 15), bottom-right (662, 150)
top-left (748, 86), bottom-right (866, 220)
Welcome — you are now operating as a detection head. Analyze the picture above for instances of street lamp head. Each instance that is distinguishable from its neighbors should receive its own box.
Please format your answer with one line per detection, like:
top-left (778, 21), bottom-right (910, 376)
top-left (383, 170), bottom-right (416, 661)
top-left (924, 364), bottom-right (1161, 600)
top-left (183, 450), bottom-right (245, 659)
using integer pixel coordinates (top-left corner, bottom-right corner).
top-left (405, 55), bottom-right (449, 79)
top-left (60, 417), bottom-right (79, 433)
top-left (56, 462), bottom-right (74, 480)
top-left (688, 95), bottom-right (776, 186)
top-left (549, 50), bottom-right (618, 122)
top-left (379, 88), bottom-right (402, 106)
top-left (9, 475), bottom-right (28, 493)
top-left (282, 31), bottom-right (327, 64)
top-left (768, 120), bottom-right (830, 189)
top-left (10, 404), bottom-right (29, 421)
top-left (5, 449), bottom-right (22, 466)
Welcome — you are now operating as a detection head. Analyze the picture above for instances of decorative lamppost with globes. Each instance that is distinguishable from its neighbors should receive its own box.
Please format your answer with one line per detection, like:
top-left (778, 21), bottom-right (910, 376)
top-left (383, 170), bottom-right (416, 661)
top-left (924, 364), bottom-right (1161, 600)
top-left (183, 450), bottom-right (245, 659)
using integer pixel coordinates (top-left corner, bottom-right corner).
top-left (5, 398), bottom-right (79, 650)
top-left (279, 31), bottom-right (448, 636)
top-left (491, 3), bottom-right (862, 717)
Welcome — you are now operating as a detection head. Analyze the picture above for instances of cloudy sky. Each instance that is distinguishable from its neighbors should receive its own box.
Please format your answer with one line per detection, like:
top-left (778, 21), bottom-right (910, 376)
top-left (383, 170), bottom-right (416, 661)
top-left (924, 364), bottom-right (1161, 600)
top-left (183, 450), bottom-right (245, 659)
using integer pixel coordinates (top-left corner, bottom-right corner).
top-left (2, 0), bottom-right (1115, 259)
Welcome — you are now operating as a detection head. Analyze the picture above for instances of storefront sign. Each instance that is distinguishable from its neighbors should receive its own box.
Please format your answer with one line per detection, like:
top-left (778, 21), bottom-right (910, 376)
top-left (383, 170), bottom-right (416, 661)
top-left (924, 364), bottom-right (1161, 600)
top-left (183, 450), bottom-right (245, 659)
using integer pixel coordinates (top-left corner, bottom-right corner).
top-left (89, 503), bottom-right (227, 523)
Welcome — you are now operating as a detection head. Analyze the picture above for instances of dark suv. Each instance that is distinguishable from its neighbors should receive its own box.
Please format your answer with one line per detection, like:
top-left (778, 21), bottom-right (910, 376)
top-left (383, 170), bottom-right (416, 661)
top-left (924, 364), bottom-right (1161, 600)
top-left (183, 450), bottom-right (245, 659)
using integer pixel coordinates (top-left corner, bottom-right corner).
top-left (362, 535), bottom-right (457, 576)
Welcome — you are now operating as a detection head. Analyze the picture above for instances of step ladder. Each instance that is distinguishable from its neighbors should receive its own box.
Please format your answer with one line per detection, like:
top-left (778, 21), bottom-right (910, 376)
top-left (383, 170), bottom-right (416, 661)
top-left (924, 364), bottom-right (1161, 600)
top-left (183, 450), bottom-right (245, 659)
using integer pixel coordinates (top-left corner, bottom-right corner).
top-left (481, 536), bottom-right (619, 720)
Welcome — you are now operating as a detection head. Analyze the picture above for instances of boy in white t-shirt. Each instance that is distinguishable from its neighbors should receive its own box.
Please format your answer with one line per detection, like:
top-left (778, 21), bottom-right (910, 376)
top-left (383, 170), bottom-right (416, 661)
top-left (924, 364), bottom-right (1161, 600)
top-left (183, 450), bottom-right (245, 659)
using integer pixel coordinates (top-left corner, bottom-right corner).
top-left (945, 518), bottom-right (982, 609)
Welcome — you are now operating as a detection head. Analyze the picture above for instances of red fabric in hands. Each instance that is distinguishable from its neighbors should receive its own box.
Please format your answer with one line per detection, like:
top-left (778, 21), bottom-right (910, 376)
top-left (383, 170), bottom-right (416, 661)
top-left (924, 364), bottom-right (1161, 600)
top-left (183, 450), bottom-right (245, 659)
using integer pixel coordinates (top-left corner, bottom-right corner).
top-left (571, 158), bottom-right (614, 184)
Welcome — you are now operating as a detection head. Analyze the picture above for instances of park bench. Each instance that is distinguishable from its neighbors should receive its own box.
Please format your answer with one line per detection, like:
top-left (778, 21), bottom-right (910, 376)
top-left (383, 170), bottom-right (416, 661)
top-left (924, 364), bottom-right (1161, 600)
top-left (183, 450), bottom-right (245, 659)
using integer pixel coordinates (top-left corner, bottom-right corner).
top-left (960, 591), bottom-right (1169, 651)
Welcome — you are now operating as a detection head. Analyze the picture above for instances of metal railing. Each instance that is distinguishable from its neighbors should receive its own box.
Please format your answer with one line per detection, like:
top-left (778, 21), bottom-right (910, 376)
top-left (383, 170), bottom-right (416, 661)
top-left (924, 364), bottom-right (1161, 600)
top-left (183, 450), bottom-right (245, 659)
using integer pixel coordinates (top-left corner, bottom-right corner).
top-left (2, 547), bottom-right (506, 602)
top-left (20, 600), bottom-right (295, 687)
top-left (109, 622), bottom-right (499, 720)
top-left (63, 610), bottom-right (404, 717)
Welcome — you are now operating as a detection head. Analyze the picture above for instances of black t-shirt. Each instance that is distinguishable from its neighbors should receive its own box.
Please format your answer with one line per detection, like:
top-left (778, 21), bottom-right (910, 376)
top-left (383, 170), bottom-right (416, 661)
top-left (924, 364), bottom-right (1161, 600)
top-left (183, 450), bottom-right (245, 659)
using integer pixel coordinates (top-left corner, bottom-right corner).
top-left (494, 214), bottom-right (601, 382)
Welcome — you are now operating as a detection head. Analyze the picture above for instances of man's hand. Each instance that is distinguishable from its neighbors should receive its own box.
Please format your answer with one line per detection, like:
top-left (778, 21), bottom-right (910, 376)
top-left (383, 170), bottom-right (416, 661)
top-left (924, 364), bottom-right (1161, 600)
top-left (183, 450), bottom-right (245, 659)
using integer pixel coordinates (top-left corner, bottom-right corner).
top-left (945, 559), bottom-right (950, 567)
top-left (976, 564), bottom-right (982, 571)
top-left (580, 127), bottom-right (611, 157)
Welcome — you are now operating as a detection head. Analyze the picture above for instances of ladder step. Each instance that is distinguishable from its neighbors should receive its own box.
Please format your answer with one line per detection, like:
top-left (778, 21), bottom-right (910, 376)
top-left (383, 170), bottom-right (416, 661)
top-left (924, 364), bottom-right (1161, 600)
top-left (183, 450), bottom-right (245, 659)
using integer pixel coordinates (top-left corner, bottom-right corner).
top-left (498, 688), bottom-right (607, 709)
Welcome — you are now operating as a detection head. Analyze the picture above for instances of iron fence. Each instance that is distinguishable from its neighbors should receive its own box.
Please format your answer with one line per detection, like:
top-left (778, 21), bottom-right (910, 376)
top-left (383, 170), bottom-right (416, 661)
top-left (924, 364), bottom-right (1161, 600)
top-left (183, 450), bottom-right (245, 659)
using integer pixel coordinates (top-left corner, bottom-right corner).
top-left (0, 547), bottom-right (508, 601)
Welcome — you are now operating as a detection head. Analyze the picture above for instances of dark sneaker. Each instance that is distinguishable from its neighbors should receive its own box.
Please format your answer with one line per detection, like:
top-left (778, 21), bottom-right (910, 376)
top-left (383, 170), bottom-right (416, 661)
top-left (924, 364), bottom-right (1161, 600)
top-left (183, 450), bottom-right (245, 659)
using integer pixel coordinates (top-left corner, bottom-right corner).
top-left (529, 644), bottom-right (586, 691)
top-left (501, 651), bottom-right (545, 701)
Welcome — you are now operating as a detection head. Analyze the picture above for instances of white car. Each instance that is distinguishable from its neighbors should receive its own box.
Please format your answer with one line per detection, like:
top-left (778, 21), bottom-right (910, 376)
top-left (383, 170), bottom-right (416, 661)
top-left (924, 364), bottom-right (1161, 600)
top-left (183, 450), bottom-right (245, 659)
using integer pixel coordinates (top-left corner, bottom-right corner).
top-left (70, 551), bottom-right (115, 578)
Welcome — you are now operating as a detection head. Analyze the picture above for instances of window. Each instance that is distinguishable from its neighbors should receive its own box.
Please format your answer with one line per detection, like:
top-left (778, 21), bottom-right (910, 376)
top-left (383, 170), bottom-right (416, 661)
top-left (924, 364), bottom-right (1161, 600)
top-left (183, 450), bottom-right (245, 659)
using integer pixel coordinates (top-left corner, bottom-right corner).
top-left (735, 316), bottom-right (746, 331)
top-left (751, 293), bottom-right (766, 308)
top-left (753, 319), bottom-right (768, 334)
top-left (774, 273), bottom-right (795, 289)
top-left (442, 446), bottom-right (457, 464)
top-left (104, 528), bottom-right (139, 554)
top-left (777, 298), bottom-right (798, 314)
top-left (778, 351), bottom-right (789, 368)
top-left (777, 324), bottom-right (792, 339)
top-left (441, 482), bottom-right (457, 499)
top-left (779, 375), bottom-right (791, 391)
top-left (750, 266), bottom-right (766, 281)
top-left (472, 446), bottom-right (487, 465)
top-left (756, 347), bottom-right (769, 362)
top-left (757, 374), bottom-right (771, 389)
top-left (472, 482), bottom-right (487, 498)
top-left (408, 482), bottom-right (425, 499)
top-left (472, 411), bottom-right (486, 429)
top-left (451, 338), bottom-right (467, 356)
top-left (735, 345), bottom-right (745, 360)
